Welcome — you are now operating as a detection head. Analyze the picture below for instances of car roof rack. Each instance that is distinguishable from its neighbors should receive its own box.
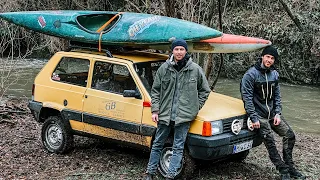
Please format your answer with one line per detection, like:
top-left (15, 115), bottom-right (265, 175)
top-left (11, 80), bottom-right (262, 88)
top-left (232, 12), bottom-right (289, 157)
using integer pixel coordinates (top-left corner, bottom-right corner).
top-left (67, 41), bottom-right (148, 58)
top-left (68, 41), bottom-right (115, 57)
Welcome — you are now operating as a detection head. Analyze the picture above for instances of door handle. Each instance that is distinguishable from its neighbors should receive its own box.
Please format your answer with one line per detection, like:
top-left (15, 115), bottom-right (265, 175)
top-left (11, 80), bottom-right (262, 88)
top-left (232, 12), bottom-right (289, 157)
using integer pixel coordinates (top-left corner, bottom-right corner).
top-left (85, 95), bottom-right (88, 98)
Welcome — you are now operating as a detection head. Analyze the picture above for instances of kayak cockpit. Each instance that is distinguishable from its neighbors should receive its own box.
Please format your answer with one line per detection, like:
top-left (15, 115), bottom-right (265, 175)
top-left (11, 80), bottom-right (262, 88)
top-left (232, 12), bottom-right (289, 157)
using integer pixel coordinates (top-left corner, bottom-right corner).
top-left (76, 13), bottom-right (121, 33)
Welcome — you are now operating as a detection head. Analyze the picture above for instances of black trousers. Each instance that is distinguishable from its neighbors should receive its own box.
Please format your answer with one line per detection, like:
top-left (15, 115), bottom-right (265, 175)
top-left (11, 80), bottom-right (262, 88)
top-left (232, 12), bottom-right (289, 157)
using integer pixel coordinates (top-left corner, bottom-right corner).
top-left (258, 116), bottom-right (296, 173)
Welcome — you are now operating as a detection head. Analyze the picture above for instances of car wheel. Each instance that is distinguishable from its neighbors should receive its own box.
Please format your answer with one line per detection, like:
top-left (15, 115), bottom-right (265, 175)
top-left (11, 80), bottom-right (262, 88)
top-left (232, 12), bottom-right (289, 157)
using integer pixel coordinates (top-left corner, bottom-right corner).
top-left (158, 145), bottom-right (195, 179)
top-left (41, 116), bottom-right (74, 154)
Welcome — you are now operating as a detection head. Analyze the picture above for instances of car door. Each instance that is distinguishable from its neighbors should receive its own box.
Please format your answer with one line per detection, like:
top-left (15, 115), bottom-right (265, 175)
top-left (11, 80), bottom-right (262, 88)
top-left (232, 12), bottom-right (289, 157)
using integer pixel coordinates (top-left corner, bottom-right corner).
top-left (82, 59), bottom-right (144, 145)
top-left (45, 55), bottom-right (91, 132)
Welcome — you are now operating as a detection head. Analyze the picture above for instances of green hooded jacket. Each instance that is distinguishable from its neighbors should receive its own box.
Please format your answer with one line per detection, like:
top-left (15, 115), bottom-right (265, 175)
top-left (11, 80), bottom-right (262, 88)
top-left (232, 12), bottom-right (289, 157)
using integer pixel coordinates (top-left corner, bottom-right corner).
top-left (151, 56), bottom-right (211, 126)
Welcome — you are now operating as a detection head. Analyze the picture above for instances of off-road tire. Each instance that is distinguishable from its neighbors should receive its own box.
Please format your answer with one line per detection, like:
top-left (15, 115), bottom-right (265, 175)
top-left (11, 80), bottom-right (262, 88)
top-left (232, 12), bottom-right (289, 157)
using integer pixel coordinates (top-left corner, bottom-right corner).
top-left (41, 116), bottom-right (74, 154)
top-left (158, 143), bottom-right (196, 179)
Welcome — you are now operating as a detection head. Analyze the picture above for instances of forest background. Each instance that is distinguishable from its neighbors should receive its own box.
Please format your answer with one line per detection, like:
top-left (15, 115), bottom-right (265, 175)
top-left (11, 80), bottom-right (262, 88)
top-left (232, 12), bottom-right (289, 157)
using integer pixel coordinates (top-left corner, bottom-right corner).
top-left (0, 1), bottom-right (320, 179)
top-left (0, 0), bottom-right (319, 90)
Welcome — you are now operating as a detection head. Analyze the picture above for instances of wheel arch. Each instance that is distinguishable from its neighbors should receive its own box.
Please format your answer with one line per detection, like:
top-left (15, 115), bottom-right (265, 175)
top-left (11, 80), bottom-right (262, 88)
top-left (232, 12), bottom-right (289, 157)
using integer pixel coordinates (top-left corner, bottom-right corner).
top-left (39, 107), bottom-right (62, 123)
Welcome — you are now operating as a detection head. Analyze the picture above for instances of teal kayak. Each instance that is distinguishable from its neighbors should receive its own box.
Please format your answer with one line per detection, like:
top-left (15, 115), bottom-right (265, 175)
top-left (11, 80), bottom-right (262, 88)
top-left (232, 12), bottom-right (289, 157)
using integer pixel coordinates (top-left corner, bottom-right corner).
top-left (0, 11), bottom-right (222, 45)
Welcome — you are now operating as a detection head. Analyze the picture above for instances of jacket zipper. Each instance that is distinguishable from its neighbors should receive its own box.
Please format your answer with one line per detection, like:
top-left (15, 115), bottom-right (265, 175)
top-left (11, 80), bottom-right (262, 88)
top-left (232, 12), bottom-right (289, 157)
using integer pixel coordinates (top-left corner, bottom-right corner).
top-left (265, 73), bottom-right (271, 119)
top-left (262, 85), bottom-right (265, 99)
top-left (270, 84), bottom-right (273, 99)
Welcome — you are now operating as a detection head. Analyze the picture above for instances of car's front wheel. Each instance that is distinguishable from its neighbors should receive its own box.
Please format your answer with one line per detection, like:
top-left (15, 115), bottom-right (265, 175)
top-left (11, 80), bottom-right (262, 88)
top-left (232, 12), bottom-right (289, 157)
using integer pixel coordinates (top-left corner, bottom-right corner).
top-left (158, 145), bottom-right (195, 179)
top-left (41, 116), bottom-right (74, 154)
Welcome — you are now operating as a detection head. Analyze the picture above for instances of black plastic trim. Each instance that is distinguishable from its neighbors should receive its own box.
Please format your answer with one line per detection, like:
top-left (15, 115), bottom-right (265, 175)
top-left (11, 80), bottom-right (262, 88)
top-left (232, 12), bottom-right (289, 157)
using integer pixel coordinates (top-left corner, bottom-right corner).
top-left (61, 109), bottom-right (82, 122)
top-left (187, 130), bottom-right (262, 160)
top-left (140, 124), bottom-right (157, 136)
top-left (28, 100), bottom-right (43, 121)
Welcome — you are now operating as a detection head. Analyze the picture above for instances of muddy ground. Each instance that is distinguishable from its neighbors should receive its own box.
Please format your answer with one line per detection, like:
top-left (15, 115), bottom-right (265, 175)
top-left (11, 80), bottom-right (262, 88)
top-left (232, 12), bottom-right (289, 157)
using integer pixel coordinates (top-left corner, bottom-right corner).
top-left (0, 98), bottom-right (319, 180)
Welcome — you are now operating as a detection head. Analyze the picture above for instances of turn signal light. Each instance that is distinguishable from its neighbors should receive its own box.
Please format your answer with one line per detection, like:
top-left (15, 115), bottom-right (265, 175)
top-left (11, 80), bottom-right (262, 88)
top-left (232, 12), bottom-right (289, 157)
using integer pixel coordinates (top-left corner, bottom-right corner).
top-left (202, 121), bottom-right (212, 136)
top-left (143, 101), bottom-right (151, 107)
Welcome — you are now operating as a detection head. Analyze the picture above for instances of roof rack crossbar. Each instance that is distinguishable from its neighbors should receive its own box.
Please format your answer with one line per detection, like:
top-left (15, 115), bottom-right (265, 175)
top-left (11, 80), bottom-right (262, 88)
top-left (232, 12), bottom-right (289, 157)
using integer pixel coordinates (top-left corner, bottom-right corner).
top-left (69, 41), bottom-right (114, 57)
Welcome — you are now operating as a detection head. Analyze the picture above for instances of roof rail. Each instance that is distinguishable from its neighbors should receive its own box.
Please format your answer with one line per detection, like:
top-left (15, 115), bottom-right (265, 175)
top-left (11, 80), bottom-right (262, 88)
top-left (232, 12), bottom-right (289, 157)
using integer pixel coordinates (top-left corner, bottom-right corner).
top-left (68, 41), bottom-right (148, 56)
top-left (68, 41), bottom-right (115, 57)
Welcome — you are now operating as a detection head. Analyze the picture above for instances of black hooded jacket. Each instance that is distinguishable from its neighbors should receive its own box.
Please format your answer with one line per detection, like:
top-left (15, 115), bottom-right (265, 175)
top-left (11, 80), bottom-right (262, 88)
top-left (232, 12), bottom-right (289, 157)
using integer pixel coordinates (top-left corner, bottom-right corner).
top-left (240, 58), bottom-right (282, 123)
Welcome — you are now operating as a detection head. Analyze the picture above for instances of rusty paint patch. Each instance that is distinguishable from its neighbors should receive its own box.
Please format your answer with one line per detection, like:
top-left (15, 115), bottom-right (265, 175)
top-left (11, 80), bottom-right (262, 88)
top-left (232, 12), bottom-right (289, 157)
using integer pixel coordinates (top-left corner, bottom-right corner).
top-left (143, 136), bottom-right (153, 148)
top-left (83, 123), bottom-right (144, 145)
top-left (69, 120), bottom-right (84, 131)
top-left (193, 42), bottom-right (214, 51)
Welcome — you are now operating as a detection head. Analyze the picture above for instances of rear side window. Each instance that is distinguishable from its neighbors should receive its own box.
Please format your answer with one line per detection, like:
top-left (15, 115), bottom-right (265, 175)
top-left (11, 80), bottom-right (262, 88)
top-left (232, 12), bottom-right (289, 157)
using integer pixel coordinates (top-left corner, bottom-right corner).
top-left (52, 57), bottom-right (90, 87)
top-left (91, 61), bottom-right (136, 94)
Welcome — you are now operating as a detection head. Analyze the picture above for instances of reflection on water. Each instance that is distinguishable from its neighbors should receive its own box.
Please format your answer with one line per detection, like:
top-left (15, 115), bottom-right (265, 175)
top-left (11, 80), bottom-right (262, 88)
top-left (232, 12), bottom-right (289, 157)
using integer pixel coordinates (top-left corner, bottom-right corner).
top-left (4, 59), bottom-right (320, 134)
top-left (215, 79), bottom-right (320, 134)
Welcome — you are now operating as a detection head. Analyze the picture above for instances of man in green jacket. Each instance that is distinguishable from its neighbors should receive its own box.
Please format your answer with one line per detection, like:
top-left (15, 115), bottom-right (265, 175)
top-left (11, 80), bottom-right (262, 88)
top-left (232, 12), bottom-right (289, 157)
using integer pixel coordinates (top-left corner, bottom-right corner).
top-left (145, 39), bottom-right (211, 180)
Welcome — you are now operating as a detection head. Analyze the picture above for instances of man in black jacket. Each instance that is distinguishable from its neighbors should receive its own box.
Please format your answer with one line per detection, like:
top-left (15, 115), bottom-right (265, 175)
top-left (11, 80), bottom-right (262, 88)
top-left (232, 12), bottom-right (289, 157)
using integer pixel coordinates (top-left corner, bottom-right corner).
top-left (241, 46), bottom-right (305, 180)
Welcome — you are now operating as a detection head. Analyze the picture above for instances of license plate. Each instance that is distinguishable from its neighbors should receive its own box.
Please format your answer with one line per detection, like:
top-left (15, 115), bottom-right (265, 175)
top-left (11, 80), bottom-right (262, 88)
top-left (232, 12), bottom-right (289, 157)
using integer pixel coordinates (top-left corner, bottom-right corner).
top-left (233, 140), bottom-right (253, 154)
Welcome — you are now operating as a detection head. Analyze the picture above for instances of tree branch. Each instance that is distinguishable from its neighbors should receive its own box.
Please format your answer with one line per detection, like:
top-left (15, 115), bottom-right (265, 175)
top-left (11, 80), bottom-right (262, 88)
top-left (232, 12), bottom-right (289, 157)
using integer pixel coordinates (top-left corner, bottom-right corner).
top-left (124, 0), bottom-right (142, 13)
top-left (279, 0), bottom-right (303, 32)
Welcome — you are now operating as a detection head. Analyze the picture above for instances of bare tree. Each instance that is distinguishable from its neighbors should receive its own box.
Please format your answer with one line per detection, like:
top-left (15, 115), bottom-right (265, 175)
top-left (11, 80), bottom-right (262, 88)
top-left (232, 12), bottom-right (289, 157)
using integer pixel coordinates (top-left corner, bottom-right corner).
top-left (164, 0), bottom-right (175, 17)
top-left (0, 22), bottom-right (50, 101)
top-left (279, 0), bottom-right (303, 31)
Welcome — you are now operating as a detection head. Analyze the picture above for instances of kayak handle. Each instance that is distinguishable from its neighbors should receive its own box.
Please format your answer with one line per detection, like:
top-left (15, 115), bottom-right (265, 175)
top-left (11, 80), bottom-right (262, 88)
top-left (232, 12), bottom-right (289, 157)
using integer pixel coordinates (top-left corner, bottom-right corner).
top-left (96, 12), bottom-right (123, 33)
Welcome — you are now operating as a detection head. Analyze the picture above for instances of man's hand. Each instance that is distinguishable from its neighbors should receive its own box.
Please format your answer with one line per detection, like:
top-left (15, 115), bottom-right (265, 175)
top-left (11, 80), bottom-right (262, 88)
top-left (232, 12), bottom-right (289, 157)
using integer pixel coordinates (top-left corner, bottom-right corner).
top-left (274, 114), bottom-right (281, 126)
top-left (252, 121), bottom-right (260, 129)
top-left (152, 112), bottom-right (159, 123)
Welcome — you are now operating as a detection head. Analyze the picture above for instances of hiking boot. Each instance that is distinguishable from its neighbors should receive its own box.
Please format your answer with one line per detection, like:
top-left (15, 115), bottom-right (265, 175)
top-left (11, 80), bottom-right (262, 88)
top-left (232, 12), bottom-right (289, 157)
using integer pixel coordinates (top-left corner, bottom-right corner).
top-left (289, 168), bottom-right (306, 179)
top-left (280, 173), bottom-right (290, 180)
top-left (145, 173), bottom-right (153, 180)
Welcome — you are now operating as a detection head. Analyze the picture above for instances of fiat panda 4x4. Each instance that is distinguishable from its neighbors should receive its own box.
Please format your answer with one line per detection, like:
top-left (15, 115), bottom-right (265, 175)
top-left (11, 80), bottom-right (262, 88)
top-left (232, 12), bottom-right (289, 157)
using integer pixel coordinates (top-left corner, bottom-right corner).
top-left (28, 48), bottom-right (262, 178)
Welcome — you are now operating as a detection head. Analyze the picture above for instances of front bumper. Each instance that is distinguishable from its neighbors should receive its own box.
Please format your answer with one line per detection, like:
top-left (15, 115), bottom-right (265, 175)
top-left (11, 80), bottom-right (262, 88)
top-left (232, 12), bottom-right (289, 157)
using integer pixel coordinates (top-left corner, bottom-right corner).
top-left (187, 129), bottom-right (262, 160)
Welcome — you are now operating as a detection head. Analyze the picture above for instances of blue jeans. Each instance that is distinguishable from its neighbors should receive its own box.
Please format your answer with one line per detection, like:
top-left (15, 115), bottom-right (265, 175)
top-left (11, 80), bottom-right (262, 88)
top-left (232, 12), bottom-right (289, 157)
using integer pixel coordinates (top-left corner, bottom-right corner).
top-left (146, 121), bottom-right (191, 178)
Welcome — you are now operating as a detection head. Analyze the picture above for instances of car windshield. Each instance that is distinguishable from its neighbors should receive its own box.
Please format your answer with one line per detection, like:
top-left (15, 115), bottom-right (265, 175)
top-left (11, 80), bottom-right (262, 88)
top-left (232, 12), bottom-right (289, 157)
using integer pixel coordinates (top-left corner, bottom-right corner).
top-left (134, 60), bottom-right (165, 94)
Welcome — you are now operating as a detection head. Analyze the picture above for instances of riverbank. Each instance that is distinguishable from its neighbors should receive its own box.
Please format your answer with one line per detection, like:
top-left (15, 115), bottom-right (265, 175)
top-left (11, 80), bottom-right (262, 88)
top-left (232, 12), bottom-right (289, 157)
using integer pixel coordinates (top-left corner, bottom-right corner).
top-left (0, 98), bottom-right (319, 179)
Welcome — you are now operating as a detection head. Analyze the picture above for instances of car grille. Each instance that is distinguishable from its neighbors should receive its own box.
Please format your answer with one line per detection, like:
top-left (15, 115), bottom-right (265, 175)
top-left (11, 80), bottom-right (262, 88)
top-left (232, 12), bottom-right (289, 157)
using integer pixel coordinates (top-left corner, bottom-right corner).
top-left (222, 115), bottom-right (247, 133)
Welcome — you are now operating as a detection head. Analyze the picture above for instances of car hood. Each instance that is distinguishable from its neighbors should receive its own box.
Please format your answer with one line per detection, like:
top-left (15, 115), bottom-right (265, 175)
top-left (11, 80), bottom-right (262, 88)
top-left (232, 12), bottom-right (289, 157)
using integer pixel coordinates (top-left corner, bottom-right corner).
top-left (197, 92), bottom-right (246, 121)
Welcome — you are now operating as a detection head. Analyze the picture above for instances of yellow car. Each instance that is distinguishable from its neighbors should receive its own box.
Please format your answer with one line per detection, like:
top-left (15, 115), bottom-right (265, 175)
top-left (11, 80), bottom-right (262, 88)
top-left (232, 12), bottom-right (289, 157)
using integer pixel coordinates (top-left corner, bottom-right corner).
top-left (28, 49), bottom-right (262, 178)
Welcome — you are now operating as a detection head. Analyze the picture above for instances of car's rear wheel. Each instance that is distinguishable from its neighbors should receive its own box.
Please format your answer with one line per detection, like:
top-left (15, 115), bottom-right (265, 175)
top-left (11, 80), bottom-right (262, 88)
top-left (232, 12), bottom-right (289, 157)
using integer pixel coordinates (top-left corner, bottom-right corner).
top-left (41, 116), bottom-right (74, 154)
top-left (158, 145), bottom-right (195, 179)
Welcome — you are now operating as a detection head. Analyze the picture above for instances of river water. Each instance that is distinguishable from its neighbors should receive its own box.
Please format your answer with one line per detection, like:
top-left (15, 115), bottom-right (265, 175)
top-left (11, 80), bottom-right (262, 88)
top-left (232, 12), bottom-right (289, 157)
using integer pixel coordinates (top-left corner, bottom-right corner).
top-left (3, 59), bottom-right (320, 134)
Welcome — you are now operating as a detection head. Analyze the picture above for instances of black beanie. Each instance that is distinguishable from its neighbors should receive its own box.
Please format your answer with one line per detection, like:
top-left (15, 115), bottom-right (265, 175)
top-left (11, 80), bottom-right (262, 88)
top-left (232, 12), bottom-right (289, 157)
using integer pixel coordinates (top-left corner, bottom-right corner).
top-left (261, 46), bottom-right (279, 61)
top-left (171, 39), bottom-right (188, 51)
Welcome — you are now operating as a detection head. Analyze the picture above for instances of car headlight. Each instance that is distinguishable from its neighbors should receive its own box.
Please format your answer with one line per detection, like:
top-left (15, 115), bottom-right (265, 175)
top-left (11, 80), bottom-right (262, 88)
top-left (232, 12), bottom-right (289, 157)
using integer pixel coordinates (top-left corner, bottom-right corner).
top-left (202, 120), bottom-right (223, 136)
top-left (211, 120), bottom-right (223, 135)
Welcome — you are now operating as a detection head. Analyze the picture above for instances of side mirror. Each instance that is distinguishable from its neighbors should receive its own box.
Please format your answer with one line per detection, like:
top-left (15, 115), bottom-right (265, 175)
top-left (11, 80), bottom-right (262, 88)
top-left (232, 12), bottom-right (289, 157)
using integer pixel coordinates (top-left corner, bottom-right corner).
top-left (123, 90), bottom-right (141, 99)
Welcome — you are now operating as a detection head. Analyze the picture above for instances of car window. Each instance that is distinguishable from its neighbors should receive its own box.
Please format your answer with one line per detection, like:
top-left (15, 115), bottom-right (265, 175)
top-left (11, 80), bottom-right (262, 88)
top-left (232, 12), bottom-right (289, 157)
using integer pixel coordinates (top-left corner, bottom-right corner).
top-left (51, 57), bottom-right (90, 87)
top-left (134, 60), bottom-right (165, 93)
top-left (91, 61), bottom-right (136, 94)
